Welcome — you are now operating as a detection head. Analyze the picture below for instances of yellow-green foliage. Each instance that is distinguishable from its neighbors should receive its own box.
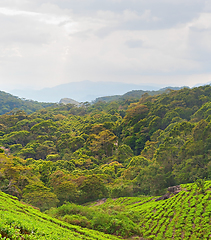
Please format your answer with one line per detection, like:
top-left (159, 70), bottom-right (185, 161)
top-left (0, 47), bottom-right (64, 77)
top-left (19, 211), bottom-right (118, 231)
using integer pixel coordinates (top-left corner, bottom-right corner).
top-left (85, 181), bottom-right (211, 239)
top-left (0, 191), bottom-right (120, 239)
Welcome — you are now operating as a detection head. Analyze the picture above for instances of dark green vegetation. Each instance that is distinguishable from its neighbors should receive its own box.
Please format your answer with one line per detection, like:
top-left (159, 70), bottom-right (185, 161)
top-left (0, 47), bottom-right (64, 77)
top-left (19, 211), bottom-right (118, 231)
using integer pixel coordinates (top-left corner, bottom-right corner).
top-left (0, 84), bottom-right (211, 238)
top-left (0, 191), bottom-right (119, 239)
top-left (0, 91), bottom-right (56, 115)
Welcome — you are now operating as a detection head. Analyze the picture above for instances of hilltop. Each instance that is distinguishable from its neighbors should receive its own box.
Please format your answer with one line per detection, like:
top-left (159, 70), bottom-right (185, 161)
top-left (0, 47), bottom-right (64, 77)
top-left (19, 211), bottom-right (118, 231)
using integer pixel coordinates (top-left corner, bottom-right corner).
top-left (0, 85), bottom-right (183, 115)
top-left (0, 90), bottom-right (56, 115)
top-left (59, 98), bottom-right (80, 106)
top-left (94, 86), bottom-right (183, 103)
top-left (10, 81), bottom-right (163, 102)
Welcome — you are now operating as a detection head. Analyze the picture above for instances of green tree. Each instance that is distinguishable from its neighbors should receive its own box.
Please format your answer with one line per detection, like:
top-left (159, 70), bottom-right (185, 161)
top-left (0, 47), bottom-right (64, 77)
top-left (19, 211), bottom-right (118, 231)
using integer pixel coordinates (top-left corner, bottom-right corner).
top-left (22, 182), bottom-right (59, 211)
top-left (116, 144), bottom-right (134, 163)
top-left (89, 130), bottom-right (117, 158)
top-left (80, 174), bottom-right (108, 203)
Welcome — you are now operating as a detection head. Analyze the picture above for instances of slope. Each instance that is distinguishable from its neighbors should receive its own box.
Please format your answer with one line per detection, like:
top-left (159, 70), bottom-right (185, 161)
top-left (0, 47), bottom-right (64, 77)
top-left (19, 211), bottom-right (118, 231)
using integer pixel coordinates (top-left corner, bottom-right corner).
top-left (94, 86), bottom-right (183, 103)
top-left (93, 181), bottom-right (211, 239)
top-left (0, 191), bottom-right (120, 240)
top-left (0, 90), bottom-right (56, 115)
top-left (49, 181), bottom-right (211, 240)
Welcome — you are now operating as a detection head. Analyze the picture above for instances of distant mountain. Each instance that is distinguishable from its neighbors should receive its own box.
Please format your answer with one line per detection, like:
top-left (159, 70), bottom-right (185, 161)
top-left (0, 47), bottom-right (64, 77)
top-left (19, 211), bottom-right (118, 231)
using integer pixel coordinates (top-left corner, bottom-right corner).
top-left (94, 86), bottom-right (184, 103)
top-left (0, 85), bottom-right (185, 116)
top-left (10, 80), bottom-right (164, 103)
top-left (59, 98), bottom-right (80, 106)
top-left (194, 81), bottom-right (211, 88)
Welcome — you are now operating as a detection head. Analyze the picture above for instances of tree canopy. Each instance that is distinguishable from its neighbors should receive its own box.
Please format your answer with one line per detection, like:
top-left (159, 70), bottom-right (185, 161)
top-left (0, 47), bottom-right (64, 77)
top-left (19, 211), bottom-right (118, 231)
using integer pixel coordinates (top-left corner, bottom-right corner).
top-left (0, 85), bottom-right (211, 208)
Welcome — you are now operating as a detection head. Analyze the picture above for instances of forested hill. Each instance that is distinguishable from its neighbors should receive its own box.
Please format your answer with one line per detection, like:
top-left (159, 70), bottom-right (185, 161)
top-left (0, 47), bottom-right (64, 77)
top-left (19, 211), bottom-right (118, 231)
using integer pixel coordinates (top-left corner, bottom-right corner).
top-left (0, 84), bottom-right (211, 218)
top-left (0, 90), bottom-right (57, 114)
top-left (94, 86), bottom-right (183, 103)
top-left (0, 86), bottom-right (183, 114)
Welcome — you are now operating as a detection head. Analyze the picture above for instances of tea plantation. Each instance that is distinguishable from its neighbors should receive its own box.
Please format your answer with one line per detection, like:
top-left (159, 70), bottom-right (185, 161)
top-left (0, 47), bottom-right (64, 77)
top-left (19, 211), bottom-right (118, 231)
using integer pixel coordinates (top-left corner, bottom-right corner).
top-left (0, 191), bottom-right (120, 240)
top-left (1, 181), bottom-right (211, 239)
top-left (48, 181), bottom-right (211, 240)
top-left (102, 181), bottom-right (211, 239)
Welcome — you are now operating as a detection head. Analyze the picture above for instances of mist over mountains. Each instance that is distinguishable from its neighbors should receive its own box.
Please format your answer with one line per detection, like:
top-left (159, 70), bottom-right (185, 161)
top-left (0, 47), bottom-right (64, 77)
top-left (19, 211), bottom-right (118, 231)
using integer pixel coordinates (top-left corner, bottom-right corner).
top-left (10, 81), bottom-right (164, 103)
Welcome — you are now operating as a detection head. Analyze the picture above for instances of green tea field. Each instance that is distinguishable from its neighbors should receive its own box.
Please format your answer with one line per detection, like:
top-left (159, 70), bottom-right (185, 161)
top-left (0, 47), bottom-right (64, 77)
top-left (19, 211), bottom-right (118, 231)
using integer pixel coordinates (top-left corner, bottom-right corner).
top-left (48, 181), bottom-right (211, 240)
top-left (0, 191), bottom-right (120, 240)
top-left (1, 181), bottom-right (211, 239)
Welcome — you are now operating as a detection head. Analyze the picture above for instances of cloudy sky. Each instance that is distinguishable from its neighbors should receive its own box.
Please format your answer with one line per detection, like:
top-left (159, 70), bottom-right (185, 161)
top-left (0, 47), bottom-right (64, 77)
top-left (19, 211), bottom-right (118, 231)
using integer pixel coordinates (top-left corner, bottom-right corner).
top-left (0, 0), bottom-right (211, 92)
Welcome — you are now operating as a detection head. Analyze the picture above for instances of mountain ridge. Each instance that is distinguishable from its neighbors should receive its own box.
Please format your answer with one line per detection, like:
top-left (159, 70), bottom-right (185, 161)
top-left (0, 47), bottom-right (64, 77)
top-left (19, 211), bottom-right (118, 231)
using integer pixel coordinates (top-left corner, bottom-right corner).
top-left (94, 86), bottom-right (184, 103)
top-left (10, 80), bottom-right (165, 102)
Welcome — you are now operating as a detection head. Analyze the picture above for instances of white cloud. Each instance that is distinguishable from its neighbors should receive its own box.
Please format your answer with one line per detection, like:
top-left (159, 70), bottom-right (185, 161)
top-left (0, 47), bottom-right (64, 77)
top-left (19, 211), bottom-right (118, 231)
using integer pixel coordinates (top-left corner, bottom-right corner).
top-left (0, 7), bottom-right (71, 25)
top-left (0, 0), bottom-right (210, 92)
top-left (189, 12), bottom-right (211, 30)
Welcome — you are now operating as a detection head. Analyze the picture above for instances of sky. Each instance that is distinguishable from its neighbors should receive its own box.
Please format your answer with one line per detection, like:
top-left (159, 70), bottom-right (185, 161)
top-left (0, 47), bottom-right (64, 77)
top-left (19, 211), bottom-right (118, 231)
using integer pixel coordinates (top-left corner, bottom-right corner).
top-left (0, 0), bottom-right (211, 92)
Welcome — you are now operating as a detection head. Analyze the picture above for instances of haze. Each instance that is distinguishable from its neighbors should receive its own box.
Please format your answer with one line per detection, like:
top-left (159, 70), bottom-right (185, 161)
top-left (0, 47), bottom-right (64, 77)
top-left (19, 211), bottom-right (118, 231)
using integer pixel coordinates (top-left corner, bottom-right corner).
top-left (0, 0), bottom-right (211, 93)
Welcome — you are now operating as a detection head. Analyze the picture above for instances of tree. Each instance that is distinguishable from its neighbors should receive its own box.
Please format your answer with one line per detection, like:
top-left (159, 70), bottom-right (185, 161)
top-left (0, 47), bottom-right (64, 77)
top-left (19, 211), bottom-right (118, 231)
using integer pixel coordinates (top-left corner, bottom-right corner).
top-left (116, 144), bottom-right (134, 163)
top-left (80, 175), bottom-right (108, 203)
top-left (49, 170), bottom-right (79, 205)
top-left (124, 104), bottom-right (149, 125)
top-left (135, 162), bottom-right (166, 195)
top-left (89, 130), bottom-right (117, 158)
top-left (22, 182), bottom-right (59, 211)
top-left (0, 154), bottom-right (32, 198)
top-left (69, 136), bottom-right (85, 152)
top-left (30, 120), bottom-right (57, 135)
top-left (3, 130), bottom-right (30, 146)
top-left (195, 178), bottom-right (206, 194)
top-left (54, 181), bottom-right (78, 205)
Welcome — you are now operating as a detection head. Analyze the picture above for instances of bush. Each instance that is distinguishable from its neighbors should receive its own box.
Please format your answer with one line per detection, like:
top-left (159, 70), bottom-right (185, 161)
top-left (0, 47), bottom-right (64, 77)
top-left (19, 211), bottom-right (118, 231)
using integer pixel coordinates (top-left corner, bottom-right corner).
top-left (62, 215), bottom-right (91, 228)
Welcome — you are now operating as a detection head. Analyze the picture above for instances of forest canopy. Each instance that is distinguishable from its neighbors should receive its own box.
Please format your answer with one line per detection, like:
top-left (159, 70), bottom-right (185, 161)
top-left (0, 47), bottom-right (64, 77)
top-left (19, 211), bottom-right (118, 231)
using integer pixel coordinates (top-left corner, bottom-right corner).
top-left (0, 85), bottom-right (211, 210)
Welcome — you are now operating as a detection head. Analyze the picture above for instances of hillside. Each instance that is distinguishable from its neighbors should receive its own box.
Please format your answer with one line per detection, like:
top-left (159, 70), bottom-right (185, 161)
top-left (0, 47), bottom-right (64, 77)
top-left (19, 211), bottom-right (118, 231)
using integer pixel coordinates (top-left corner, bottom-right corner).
top-left (59, 98), bottom-right (80, 106)
top-left (0, 90), bottom-right (56, 115)
top-left (94, 86), bottom-right (183, 103)
top-left (0, 190), bottom-right (120, 240)
top-left (1, 180), bottom-right (210, 239)
top-left (0, 84), bottom-right (211, 239)
top-left (48, 181), bottom-right (211, 239)
top-left (0, 85), bottom-right (211, 207)
top-left (0, 86), bottom-right (184, 115)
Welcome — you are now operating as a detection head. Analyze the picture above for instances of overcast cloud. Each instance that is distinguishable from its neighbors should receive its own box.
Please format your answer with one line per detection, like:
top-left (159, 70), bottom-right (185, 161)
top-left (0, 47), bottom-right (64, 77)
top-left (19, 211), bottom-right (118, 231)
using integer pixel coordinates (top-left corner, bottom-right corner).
top-left (0, 0), bottom-right (211, 92)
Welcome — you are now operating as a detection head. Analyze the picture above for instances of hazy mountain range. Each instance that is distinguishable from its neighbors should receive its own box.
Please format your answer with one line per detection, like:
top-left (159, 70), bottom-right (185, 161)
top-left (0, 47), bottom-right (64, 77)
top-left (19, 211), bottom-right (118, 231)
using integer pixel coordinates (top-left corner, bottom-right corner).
top-left (10, 80), bottom-right (165, 103)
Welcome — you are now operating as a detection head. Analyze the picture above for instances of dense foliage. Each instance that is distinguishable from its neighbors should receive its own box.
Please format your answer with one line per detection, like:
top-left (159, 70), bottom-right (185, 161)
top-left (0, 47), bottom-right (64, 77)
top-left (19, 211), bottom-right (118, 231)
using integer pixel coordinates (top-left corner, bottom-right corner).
top-left (0, 85), bottom-right (211, 211)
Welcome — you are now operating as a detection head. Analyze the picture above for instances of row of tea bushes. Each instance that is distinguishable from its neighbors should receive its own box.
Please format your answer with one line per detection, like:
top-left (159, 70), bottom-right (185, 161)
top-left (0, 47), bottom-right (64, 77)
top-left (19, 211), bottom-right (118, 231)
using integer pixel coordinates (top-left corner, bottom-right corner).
top-left (0, 191), bottom-right (120, 240)
top-left (89, 181), bottom-right (211, 239)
